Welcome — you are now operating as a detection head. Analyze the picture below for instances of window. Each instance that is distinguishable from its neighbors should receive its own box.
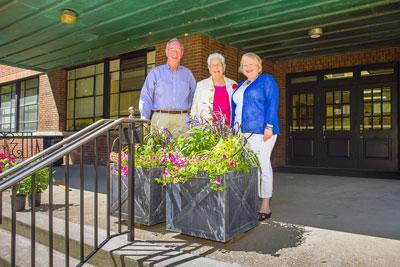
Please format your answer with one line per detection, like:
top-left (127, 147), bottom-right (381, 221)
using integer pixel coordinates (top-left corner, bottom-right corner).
top-left (324, 72), bottom-right (353, 80)
top-left (361, 68), bottom-right (394, 77)
top-left (19, 78), bottom-right (39, 131)
top-left (363, 87), bottom-right (391, 130)
top-left (109, 50), bottom-right (155, 118)
top-left (0, 77), bottom-right (38, 132)
top-left (291, 92), bottom-right (314, 131)
top-left (66, 63), bottom-right (104, 130)
top-left (291, 75), bottom-right (317, 84)
top-left (325, 89), bottom-right (351, 131)
top-left (0, 83), bottom-right (17, 131)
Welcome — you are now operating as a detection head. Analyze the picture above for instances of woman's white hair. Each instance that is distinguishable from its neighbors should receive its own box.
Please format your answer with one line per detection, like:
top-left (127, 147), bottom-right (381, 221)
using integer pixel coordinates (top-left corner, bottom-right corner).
top-left (207, 53), bottom-right (226, 68)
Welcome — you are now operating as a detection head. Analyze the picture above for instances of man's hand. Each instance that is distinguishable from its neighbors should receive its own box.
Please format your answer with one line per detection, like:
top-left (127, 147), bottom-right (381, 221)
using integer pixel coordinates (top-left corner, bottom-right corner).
top-left (263, 128), bottom-right (273, 141)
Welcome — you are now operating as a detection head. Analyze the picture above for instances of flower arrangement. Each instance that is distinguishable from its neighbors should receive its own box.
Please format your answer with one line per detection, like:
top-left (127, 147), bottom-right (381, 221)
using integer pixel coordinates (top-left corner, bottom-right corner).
top-left (0, 151), bottom-right (16, 175)
top-left (109, 117), bottom-right (259, 191)
top-left (155, 117), bottom-right (259, 191)
top-left (109, 127), bottom-right (172, 176)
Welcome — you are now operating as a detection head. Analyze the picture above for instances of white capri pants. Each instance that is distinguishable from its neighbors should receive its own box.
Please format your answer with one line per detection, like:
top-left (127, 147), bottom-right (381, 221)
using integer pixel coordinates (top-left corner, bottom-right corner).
top-left (244, 133), bottom-right (277, 198)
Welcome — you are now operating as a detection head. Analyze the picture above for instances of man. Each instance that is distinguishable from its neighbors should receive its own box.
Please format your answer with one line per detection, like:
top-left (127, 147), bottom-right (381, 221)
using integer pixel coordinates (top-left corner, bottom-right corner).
top-left (139, 38), bottom-right (196, 135)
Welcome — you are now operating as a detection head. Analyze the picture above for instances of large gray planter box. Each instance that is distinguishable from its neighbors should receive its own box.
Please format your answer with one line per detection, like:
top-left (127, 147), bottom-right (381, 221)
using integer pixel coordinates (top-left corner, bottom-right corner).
top-left (110, 165), bottom-right (165, 226)
top-left (166, 168), bottom-right (258, 242)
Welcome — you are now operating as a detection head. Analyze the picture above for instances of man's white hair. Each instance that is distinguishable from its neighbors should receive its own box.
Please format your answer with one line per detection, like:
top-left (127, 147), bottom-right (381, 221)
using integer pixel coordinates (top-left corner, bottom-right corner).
top-left (165, 38), bottom-right (184, 53)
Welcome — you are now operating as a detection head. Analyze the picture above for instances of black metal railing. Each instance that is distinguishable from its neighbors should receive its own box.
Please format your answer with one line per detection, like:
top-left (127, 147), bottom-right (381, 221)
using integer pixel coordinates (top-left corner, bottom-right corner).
top-left (0, 131), bottom-right (41, 161)
top-left (0, 117), bottom-right (148, 267)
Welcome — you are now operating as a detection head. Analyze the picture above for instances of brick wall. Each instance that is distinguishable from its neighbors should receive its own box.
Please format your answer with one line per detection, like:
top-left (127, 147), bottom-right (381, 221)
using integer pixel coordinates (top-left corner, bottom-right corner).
top-left (38, 70), bottom-right (67, 132)
top-left (0, 65), bottom-right (41, 84)
top-left (156, 34), bottom-right (250, 82)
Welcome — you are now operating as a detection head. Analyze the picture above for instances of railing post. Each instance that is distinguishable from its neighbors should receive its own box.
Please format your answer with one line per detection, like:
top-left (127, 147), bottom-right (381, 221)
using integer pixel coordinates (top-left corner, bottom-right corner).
top-left (127, 112), bottom-right (136, 241)
top-left (0, 191), bottom-right (2, 224)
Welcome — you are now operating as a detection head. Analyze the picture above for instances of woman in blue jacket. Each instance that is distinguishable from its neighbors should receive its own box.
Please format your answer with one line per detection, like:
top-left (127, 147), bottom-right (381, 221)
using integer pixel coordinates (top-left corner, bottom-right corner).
top-left (231, 52), bottom-right (280, 221)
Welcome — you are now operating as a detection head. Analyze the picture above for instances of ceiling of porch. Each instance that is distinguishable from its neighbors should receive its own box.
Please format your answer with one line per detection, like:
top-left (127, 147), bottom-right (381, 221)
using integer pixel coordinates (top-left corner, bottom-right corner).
top-left (0, 0), bottom-right (399, 71)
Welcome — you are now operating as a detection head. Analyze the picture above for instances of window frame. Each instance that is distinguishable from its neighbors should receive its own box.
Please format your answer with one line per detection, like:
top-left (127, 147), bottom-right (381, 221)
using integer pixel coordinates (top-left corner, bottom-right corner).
top-left (65, 48), bottom-right (155, 131)
top-left (0, 76), bottom-right (39, 133)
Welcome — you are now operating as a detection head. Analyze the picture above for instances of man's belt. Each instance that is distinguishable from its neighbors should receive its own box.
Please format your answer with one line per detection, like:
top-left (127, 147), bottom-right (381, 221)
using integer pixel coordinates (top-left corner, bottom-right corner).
top-left (153, 109), bottom-right (190, 114)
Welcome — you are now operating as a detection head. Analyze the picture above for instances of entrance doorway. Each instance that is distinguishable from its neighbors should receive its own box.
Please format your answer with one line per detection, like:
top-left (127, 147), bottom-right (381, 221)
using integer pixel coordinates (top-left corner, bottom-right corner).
top-left (287, 63), bottom-right (398, 171)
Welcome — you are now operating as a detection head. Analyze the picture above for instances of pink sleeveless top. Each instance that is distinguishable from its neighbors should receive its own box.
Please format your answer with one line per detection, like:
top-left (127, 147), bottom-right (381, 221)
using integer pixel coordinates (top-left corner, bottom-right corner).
top-left (212, 85), bottom-right (231, 125)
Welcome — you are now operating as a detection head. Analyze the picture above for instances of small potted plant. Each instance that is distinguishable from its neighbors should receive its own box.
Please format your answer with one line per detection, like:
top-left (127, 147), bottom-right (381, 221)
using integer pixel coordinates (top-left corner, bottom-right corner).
top-left (27, 167), bottom-right (51, 207)
top-left (14, 178), bottom-right (29, 211)
top-left (0, 152), bottom-right (25, 211)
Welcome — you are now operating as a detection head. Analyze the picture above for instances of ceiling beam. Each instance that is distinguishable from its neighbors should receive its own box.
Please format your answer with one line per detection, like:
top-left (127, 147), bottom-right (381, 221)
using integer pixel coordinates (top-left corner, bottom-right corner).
top-left (242, 19), bottom-right (400, 50)
top-left (0, 0), bottom-right (70, 31)
top-left (253, 28), bottom-right (400, 55)
top-left (9, 0), bottom-right (232, 62)
top-left (0, 0), bottom-right (174, 57)
top-left (0, 0), bottom-right (126, 50)
top-left (270, 39), bottom-right (400, 62)
top-left (16, 0), bottom-right (282, 66)
top-left (230, 9), bottom-right (400, 46)
top-left (0, 0), bottom-right (18, 12)
top-left (260, 35), bottom-right (400, 59)
top-left (215, 0), bottom-right (398, 40)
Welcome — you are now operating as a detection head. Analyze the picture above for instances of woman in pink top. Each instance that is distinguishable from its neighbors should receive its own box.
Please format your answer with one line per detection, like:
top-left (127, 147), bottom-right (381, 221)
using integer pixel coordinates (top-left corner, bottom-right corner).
top-left (191, 53), bottom-right (237, 124)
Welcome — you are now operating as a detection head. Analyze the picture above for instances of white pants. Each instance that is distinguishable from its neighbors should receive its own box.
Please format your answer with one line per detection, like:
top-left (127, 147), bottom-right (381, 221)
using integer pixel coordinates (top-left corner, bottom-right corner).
top-left (244, 133), bottom-right (277, 198)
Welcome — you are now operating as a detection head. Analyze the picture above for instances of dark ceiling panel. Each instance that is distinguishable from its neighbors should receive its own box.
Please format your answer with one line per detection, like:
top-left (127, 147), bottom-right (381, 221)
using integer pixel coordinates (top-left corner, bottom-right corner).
top-left (0, 0), bottom-right (399, 71)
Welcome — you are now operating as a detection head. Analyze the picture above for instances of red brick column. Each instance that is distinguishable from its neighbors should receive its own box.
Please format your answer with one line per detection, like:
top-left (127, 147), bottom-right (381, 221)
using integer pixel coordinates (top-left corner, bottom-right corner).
top-left (38, 70), bottom-right (67, 132)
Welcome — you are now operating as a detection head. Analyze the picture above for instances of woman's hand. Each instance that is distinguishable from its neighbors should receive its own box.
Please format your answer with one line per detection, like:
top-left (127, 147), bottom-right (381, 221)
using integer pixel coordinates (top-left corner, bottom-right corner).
top-left (263, 128), bottom-right (273, 141)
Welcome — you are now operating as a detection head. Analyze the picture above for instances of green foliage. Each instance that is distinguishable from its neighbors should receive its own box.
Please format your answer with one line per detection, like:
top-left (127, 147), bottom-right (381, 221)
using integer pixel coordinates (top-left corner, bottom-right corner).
top-left (16, 167), bottom-right (53, 196)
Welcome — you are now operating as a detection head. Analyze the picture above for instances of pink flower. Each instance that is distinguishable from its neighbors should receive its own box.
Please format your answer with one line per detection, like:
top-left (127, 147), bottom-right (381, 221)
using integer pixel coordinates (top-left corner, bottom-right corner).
top-left (229, 161), bottom-right (235, 167)
top-left (121, 152), bottom-right (128, 161)
top-left (110, 153), bottom-right (117, 162)
top-left (161, 156), bottom-right (166, 164)
top-left (162, 169), bottom-right (169, 177)
top-left (151, 154), bottom-right (157, 161)
top-left (232, 84), bottom-right (238, 90)
top-left (214, 178), bottom-right (222, 185)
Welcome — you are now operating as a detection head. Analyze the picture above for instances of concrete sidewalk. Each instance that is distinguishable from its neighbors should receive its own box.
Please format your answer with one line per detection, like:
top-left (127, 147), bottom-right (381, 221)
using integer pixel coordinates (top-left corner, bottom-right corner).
top-left (5, 165), bottom-right (399, 266)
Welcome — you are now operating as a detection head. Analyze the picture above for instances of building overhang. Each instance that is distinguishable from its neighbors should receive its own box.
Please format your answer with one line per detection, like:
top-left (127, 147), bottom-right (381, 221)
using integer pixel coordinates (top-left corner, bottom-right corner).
top-left (0, 0), bottom-right (399, 71)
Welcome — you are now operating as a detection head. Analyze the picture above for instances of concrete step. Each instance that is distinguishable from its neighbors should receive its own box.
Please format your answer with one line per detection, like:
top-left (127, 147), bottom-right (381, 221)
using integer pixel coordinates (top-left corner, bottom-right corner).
top-left (0, 200), bottom-right (239, 267)
top-left (0, 228), bottom-right (82, 267)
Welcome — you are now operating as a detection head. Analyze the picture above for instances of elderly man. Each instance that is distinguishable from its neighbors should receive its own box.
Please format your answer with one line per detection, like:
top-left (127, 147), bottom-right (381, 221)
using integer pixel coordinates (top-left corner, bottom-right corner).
top-left (139, 38), bottom-right (196, 135)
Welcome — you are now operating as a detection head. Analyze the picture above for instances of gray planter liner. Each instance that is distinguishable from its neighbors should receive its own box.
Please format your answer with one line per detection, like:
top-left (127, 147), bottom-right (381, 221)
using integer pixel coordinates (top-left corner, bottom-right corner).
top-left (110, 165), bottom-right (165, 226)
top-left (166, 168), bottom-right (258, 242)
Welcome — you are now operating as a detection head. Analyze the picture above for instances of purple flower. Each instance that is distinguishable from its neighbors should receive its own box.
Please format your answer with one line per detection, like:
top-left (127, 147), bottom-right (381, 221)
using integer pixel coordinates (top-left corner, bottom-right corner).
top-left (161, 156), bottom-right (166, 164)
top-left (222, 154), bottom-right (227, 159)
top-left (214, 178), bottom-right (222, 185)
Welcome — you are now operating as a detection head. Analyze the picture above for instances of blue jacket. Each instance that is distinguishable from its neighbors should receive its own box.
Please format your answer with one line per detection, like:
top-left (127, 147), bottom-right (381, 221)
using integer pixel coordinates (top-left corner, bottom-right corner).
top-left (230, 74), bottom-right (280, 135)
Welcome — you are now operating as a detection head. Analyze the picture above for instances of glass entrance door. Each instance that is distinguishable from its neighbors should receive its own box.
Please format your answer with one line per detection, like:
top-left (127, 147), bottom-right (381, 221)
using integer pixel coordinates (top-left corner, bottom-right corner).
top-left (320, 88), bottom-right (357, 168)
top-left (357, 83), bottom-right (398, 171)
top-left (288, 90), bottom-right (317, 166)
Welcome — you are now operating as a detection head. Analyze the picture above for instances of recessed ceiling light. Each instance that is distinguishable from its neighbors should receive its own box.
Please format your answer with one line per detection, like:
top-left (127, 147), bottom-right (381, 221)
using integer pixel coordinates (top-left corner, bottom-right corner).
top-left (60, 9), bottom-right (78, 25)
top-left (308, 27), bottom-right (323, 38)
